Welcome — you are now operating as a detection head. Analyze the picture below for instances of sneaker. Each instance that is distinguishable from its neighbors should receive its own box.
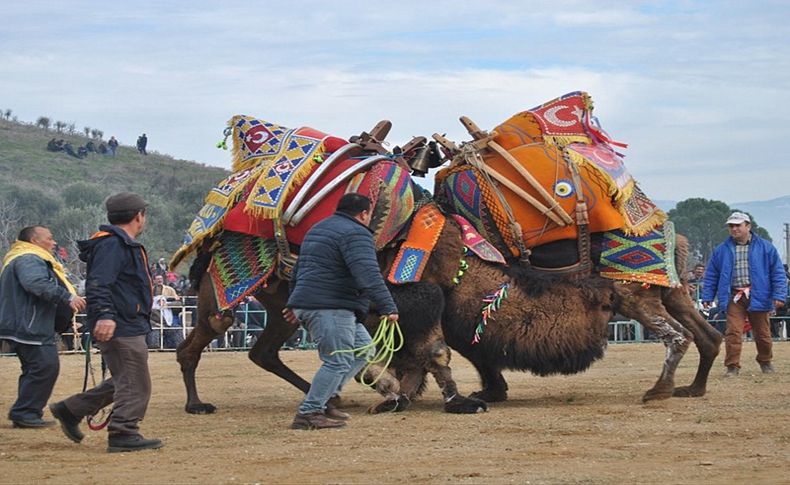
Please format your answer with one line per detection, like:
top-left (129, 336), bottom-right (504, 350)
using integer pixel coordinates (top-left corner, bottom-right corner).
top-left (325, 404), bottom-right (351, 421)
top-left (11, 418), bottom-right (55, 429)
top-left (724, 366), bottom-right (740, 377)
top-left (760, 362), bottom-right (775, 374)
top-left (107, 434), bottom-right (163, 453)
top-left (49, 401), bottom-right (84, 443)
top-left (290, 412), bottom-right (347, 430)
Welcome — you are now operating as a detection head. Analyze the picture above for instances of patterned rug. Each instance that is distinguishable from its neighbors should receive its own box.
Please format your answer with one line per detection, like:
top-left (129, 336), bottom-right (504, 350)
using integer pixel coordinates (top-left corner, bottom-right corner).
top-left (597, 222), bottom-right (681, 288)
top-left (208, 231), bottom-right (278, 311)
top-left (388, 204), bottom-right (446, 284)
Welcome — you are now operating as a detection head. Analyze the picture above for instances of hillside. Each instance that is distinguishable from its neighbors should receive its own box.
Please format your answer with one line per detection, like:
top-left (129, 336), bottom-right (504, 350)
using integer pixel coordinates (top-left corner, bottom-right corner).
top-left (0, 118), bottom-right (229, 269)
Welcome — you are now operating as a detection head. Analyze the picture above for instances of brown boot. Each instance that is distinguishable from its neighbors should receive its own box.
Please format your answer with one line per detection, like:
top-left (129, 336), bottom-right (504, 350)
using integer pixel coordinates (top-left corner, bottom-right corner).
top-left (325, 403), bottom-right (350, 420)
top-left (290, 412), bottom-right (347, 430)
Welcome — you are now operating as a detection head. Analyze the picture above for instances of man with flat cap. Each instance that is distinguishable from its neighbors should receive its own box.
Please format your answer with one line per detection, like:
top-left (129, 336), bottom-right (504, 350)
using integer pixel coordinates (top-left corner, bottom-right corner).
top-left (702, 211), bottom-right (786, 377)
top-left (50, 192), bottom-right (163, 452)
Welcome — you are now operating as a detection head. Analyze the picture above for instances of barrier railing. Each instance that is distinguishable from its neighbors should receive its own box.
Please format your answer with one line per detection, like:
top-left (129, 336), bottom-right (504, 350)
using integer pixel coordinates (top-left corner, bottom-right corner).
top-left (2, 309), bottom-right (788, 356)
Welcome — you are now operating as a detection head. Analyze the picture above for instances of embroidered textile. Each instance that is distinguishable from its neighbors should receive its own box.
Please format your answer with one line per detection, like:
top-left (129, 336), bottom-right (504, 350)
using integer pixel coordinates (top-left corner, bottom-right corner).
top-left (388, 204), bottom-right (446, 284)
top-left (598, 222), bottom-right (681, 288)
top-left (208, 231), bottom-right (278, 311)
top-left (451, 214), bottom-right (506, 264)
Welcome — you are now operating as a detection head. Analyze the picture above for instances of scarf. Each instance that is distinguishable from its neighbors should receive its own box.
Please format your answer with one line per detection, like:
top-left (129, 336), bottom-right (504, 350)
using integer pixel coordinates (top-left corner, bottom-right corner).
top-left (2, 240), bottom-right (77, 295)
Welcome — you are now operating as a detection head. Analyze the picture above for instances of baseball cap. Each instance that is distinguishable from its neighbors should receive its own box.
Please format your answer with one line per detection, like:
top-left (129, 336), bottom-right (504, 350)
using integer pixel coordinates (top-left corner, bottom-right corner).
top-left (725, 211), bottom-right (750, 225)
top-left (105, 192), bottom-right (148, 214)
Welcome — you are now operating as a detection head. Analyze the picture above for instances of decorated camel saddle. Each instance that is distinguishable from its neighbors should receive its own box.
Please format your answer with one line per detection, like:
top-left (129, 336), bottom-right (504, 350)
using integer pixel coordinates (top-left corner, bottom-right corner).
top-left (433, 91), bottom-right (680, 287)
top-left (171, 115), bottom-right (492, 310)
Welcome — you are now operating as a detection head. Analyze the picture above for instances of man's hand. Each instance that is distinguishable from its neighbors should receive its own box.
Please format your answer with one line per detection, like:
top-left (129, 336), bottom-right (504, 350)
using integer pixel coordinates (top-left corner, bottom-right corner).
top-left (69, 295), bottom-right (87, 312)
top-left (93, 319), bottom-right (116, 342)
top-left (282, 308), bottom-right (300, 325)
top-left (385, 313), bottom-right (399, 323)
top-left (702, 301), bottom-right (712, 310)
top-left (774, 300), bottom-right (785, 309)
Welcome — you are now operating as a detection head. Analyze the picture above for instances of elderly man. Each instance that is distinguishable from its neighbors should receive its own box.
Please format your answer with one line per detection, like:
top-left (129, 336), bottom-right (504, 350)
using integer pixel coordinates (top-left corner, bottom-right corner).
top-left (0, 226), bottom-right (86, 428)
top-left (702, 211), bottom-right (787, 376)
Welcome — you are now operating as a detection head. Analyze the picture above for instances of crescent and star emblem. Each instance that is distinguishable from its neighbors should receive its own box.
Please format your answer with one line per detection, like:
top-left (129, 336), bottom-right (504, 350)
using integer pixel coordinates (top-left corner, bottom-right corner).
top-left (543, 105), bottom-right (584, 127)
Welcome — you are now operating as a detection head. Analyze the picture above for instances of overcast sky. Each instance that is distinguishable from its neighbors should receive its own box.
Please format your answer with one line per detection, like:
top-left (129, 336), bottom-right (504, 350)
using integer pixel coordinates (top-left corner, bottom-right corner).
top-left (2, 1), bottom-right (789, 204)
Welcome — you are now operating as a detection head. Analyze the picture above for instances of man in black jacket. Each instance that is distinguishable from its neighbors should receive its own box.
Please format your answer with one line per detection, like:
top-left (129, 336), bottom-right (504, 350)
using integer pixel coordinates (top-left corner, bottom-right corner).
top-left (0, 226), bottom-right (86, 428)
top-left (285, 193), bottom-right (399, 430)
top-left (49, 192), bottom-right (162, 452)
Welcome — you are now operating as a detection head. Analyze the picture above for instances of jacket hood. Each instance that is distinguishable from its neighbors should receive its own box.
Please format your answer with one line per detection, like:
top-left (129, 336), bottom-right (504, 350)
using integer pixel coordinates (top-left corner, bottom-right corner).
top-left (78, 224), bottom-right (140, 262)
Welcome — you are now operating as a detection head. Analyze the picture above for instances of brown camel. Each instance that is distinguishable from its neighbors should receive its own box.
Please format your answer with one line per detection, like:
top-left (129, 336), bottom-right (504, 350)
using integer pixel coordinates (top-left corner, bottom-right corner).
top-left (421, 214), bottom-right (723, 403)
top-left (176, 233), bottom-right (488, 415)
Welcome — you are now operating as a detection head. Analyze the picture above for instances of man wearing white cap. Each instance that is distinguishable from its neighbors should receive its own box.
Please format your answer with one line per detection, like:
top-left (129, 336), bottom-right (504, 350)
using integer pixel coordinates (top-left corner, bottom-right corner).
top-left (702, 211), bottom-right (786, 376)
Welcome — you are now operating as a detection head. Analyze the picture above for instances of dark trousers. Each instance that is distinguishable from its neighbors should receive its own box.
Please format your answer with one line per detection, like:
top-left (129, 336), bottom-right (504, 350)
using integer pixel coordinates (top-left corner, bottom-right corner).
top-left (8, 343), bottom-right (59, 422)
top-left (63, 335), bottom-right (151, 436)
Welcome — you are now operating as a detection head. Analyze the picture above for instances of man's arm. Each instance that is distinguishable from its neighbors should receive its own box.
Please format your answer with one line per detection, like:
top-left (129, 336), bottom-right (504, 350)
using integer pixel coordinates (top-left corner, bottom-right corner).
top-left (768, 247), bottom-right (788, 305)
top-left (341, 232), bottom-right (398, 316)
top-left (15, 255), bottom-right (72, 305)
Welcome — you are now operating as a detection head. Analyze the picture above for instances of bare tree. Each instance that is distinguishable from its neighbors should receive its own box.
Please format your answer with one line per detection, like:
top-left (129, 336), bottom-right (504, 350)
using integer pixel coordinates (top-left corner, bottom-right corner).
top-left (83, 126), bottom-right (90, 137)
top-left (67, 122), bottom-right (76, 134)
top-left (3, 109), bottom-right (11, 120)
top-left (0, 199), bottom-right (21, 255)
top-left (36, 116), bottom-right (51, 131)
top-left (90, 128), bottom-right (100, 139)
top-left (54, 120), bottom-right (66, 132)
top-left (95, 130), bottom-right (104, 140)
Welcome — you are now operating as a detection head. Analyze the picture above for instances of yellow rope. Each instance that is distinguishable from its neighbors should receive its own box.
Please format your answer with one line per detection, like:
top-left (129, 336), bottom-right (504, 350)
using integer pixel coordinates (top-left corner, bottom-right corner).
top-left (332, 316), bottom-right (404, 386)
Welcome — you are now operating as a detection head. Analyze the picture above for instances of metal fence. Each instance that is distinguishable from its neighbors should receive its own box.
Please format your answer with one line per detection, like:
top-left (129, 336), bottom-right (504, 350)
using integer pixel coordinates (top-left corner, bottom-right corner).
top-left (2, 307), bottom-right (789, 356)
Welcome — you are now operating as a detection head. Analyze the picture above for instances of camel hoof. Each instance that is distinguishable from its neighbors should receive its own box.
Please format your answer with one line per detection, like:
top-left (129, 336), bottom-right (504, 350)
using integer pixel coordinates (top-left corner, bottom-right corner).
top-left (470, 389), bottom-right (507, 403)
top-left (368, 395), bottom-right (411, 414)
top-left (642, 387), bottom-right (673, 402)
top-left (444, 395), bottom-right (488, 414)
top-left (672, 385), bottom-right (705, 398)
top-left (185, 402), bottom-right (217, 414)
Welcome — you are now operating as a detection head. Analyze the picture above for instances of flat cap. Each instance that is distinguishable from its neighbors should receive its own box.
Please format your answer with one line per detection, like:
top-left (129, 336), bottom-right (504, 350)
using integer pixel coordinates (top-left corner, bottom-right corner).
top-left (105, 192), bottom-right (147, 213)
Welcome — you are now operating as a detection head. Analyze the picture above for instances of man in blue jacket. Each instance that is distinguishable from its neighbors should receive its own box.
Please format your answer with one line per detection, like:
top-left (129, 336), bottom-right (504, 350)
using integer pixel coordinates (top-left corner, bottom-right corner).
top-left (0, 226), bottom-right (86, 428)
top-left (285, 193), bottom-right (399, 430)
top-left (702, 211), bottom-right (787, 377)
top-left (49, 192), bottom-right (163, 452)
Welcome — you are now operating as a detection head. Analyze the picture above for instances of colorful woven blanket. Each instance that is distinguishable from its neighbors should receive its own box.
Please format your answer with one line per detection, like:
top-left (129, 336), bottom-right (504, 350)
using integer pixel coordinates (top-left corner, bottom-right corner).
top-left (597, 222), bottom-right (681, 288)
top-left (208, 231), bottom-right (278, 310)
top-left (436, 91), bottom-right (666, 259)
top-left (388, 204), bottom-right (446, 284)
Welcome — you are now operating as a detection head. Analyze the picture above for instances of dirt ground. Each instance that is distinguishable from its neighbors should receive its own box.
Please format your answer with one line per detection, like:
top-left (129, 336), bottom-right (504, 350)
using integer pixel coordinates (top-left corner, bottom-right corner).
top-left (1, 342), bottom-right (789, 484)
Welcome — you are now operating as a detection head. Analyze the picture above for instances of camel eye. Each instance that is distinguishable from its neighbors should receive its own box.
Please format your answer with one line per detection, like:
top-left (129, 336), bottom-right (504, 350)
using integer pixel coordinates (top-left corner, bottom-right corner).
top-left (554, 180), bottom-right (574, 198)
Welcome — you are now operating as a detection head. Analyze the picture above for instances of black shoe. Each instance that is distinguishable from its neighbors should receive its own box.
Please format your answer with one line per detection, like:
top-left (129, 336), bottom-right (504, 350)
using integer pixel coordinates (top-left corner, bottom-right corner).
top-left (49, 401), bottom-right (84, 443)
top-left (760, 362), bottom-right (775, 374)
top-left (107, 434), bottom-right (163, 453)
top-left (11, 418), bottom-right (55, 429)
top-left (724, 365), bottom-right (740, 377)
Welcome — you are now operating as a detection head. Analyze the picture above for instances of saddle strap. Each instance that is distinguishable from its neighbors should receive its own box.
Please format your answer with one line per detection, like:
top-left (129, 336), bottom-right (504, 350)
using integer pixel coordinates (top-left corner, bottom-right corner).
top-left (273, 218), bottom-right (297, 280)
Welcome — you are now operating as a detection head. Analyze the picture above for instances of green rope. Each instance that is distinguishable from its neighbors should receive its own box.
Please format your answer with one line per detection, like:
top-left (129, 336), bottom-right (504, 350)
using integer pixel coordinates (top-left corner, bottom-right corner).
top-left (332, 316), bottom-right (404, 386)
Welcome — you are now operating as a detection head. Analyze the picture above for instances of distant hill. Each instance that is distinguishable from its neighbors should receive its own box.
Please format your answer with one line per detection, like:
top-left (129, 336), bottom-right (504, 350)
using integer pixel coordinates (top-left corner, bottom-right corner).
top-left (654, 197), bottom-right (789, 258)
top-left (0, 118), bottom-right (229, 269)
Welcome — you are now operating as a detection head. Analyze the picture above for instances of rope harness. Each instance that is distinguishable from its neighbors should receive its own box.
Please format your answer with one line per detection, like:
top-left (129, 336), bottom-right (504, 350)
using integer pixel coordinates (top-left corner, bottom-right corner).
top-left (82, 335), bottom-right (112, 431)
top-left (331, 316), bottom-right (404, 386)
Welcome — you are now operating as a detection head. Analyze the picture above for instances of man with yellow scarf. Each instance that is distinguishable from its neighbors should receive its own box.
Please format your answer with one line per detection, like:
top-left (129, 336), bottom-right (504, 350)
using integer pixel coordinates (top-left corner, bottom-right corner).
top-left (0, 226), bottom-right (86, 428)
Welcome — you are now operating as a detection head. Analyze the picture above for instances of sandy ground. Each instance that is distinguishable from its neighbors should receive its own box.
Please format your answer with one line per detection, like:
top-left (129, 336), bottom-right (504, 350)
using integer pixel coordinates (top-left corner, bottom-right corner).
top-left (1, 341), bottom-right (789, 484)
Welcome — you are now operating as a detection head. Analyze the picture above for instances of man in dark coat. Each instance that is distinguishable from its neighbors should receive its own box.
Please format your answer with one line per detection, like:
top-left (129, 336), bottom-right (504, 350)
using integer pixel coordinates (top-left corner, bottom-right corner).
top-left (49, 192), bottom-right (163, 452)
top-left (284, 193), bottom-right (398, 430)
top-left (0, 226), bottom-right (86, 428)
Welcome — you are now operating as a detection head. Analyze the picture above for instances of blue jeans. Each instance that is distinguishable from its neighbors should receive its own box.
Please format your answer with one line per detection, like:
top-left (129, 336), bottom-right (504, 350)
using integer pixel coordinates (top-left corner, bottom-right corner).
top-left (294, 309), bottom-right (372, 415)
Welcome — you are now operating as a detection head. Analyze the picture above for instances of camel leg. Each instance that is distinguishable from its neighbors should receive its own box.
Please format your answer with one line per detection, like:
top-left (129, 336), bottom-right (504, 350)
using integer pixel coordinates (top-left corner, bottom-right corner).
top-left (662, 286), bottom-right (723, 398)
top-left (247, 283), bottom-right (311, 393)
top-left (425, 342), bottom-right (488, 413)
top-left (177, 274), bottom-right (235, 414)
top-left (615, 284), bottom-right (691, 402)
top-left (468, 356), bottom-right (509, 403)
top-left (362, 363), bottom-right (411, 413)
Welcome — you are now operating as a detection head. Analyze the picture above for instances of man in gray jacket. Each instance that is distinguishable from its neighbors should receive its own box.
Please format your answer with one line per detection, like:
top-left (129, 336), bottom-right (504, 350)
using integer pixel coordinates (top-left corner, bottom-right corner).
top-left (0, 226), bottom-right (86, 428)
top-left (285, 193), bottom-right (399, 430)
